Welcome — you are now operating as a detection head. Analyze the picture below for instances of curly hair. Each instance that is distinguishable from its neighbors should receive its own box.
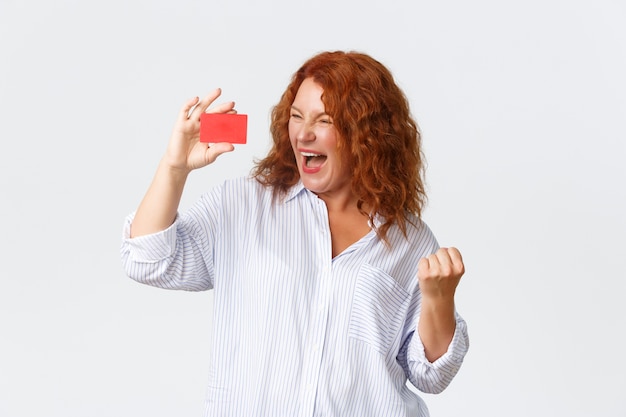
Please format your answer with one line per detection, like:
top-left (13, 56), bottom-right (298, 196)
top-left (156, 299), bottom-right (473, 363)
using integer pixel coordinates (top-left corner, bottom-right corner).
top-left (252, 50), bottom-right (427, 242)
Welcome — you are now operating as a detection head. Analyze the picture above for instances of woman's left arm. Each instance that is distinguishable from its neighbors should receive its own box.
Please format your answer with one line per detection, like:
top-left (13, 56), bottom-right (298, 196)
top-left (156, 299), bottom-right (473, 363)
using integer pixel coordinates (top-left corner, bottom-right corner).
top-left (417, 247), bottom-right (465, 362)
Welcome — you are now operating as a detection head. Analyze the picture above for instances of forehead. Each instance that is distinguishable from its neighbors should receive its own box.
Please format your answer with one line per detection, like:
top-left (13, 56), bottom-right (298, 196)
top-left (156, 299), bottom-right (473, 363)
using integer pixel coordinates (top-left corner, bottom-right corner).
top-left (292, 78), bottom-right (325, 109)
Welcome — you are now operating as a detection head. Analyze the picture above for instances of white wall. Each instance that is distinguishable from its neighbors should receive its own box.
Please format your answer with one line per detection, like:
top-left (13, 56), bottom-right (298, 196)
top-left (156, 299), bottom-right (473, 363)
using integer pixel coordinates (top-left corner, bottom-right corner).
top-left (1, 0), bottom-right (624, 416)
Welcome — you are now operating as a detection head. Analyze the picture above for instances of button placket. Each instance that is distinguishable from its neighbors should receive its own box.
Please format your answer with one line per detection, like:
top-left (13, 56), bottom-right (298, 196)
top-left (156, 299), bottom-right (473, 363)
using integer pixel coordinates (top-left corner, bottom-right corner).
top-left (297, 195), bottom-right (333, 417)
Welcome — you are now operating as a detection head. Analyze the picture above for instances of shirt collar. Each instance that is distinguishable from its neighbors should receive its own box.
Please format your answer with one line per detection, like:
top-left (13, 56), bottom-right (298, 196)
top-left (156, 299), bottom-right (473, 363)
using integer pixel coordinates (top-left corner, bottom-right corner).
top-left (284, 181), bottom-right (307, 203)
top-left (284, 181), bottom-right (385, 228)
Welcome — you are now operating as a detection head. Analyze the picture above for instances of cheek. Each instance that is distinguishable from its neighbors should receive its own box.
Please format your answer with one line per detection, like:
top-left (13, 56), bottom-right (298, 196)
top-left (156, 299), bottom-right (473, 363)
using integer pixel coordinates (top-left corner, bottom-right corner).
top-left (288, 126), bottom-right (299, 160)
top-left (288, 122), bottom-right (297, 143)
top-left (322, 131), bottom-right (339, 154)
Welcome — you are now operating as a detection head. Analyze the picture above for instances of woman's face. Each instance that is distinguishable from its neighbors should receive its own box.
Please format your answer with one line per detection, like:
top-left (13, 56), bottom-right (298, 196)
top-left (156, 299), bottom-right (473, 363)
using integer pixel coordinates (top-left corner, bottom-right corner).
top-left (289, 78), bottom-right (351, 199)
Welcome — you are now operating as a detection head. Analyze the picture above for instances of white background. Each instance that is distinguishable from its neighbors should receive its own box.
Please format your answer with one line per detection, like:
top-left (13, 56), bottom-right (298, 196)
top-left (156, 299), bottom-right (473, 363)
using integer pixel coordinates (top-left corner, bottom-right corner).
top-left (1, 0), bottom-right (624, 416)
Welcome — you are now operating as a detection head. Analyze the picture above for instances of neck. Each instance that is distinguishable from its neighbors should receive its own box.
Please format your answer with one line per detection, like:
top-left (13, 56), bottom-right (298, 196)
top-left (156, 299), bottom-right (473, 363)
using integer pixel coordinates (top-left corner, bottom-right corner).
top-left (317, 190), bottom-right (359, 213)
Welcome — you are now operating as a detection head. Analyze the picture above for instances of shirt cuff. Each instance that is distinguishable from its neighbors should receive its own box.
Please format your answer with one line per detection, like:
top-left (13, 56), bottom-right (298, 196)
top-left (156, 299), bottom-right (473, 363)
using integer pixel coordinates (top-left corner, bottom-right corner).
top-left (122, 212), bottom-right (179, 262)
top-left (409, 314), bottom-right (469, 368)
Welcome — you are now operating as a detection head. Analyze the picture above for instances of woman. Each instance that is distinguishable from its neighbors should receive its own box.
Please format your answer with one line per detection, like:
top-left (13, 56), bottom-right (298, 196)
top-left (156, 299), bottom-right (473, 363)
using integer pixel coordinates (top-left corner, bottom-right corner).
top-left (121, 50), bottom-right (469, 416)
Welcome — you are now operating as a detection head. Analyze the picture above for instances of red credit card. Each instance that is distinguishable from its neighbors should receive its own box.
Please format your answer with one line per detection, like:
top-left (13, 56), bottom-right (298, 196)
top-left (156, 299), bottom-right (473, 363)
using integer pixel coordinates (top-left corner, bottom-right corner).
top-left (200, 113), bottom-right (248, 144)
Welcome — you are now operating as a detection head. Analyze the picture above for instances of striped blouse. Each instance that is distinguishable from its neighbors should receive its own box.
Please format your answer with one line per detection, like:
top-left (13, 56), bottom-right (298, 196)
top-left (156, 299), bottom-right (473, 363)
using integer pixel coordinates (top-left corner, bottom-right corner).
top-left (120, 176), bottom-right (469, 417)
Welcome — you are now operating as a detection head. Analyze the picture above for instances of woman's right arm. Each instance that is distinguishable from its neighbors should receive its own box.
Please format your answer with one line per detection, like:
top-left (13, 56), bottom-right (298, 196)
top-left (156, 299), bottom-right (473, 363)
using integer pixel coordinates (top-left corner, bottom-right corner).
top-left (130, 89), bottom-right (236, 237)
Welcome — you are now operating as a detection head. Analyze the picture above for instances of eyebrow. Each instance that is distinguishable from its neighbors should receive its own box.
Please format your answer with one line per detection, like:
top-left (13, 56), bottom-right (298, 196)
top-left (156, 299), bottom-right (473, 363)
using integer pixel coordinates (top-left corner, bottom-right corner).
top-left (290, 105), bottom-right (330, 118)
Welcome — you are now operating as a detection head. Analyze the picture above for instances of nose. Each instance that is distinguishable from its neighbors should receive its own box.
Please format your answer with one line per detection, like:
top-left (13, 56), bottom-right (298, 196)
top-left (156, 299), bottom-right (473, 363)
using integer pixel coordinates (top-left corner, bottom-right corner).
top-left (295, 121), bottom-right (315, 142)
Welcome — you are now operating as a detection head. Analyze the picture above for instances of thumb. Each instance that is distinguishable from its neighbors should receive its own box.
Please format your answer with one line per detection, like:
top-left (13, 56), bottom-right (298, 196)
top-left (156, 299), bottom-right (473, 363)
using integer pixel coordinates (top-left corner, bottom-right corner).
top-left (417, 257), bottom-right (430, 279)
top-left (205, 142), bottom-right (235, 164)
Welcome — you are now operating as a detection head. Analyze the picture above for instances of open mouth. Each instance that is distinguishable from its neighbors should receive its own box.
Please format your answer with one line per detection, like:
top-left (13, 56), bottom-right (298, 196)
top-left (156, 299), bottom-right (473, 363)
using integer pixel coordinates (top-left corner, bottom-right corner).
top-left (302, 152), bottom-right (327, 168)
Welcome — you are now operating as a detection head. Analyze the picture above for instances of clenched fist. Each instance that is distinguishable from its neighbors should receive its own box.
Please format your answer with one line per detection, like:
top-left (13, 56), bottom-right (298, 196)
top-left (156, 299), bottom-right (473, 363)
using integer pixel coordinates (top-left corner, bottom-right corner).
top-left (417, 247), bottom-right (465, 301)
top-left (417, 247), bottom-right (465, 361)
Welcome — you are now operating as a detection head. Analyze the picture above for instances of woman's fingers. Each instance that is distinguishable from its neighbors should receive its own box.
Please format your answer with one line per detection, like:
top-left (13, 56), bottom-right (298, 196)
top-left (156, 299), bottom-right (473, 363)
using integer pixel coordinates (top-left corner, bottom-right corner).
top-left (418, 247), bottom-right (465, 299)
top-left (189, 88), bottom-right (239, 121)
top-left (179, 96), bottom-right (201, 121)
top-left (205, 100), bottom-right (237, 115)
top-left (447, 247), bottom-right (465, 275)
top-left (167, 89), bottom-right (239, 171)
top-left (421, 247), bottom-right (464, 277)
top-left (204, 142), bottom-right (235, 164)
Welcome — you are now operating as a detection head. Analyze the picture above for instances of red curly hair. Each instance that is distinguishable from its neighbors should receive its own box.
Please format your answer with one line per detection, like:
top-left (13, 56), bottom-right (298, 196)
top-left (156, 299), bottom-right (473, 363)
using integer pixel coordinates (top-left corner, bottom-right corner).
top-left (252, 50), bottom-right (427, 241)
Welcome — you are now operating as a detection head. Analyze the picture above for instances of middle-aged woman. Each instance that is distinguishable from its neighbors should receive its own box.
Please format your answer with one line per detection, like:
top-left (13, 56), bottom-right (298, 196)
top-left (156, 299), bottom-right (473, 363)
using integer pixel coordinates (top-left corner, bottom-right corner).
top-left (121, 50), bottom-right (469, 416)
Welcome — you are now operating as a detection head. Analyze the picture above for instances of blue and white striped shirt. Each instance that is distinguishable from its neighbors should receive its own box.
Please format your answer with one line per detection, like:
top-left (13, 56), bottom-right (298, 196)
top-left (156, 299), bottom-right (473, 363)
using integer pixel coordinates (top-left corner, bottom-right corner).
top-left (121, 176), bottom-right (469, 417)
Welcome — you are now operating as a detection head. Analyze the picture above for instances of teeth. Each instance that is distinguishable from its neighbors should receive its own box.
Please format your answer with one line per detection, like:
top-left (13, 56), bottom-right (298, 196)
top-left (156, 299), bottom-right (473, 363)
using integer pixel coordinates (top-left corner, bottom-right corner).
top-left (301, 152), bottom-right (321, 157)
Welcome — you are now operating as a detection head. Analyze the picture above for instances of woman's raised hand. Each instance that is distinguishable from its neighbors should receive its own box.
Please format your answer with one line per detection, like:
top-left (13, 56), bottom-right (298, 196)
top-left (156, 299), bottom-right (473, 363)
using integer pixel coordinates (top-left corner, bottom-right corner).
top-left (163, 88), bottom-right (236, 173)
top-left (129, 89), bottom-right (237, 237)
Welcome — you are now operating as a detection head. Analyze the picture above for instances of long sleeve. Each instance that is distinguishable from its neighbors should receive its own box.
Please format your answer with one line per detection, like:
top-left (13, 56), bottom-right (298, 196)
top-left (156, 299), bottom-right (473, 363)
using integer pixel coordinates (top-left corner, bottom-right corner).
top-left (398, 314), bottom-right (469, 394)
top-left (120, 177), bottom-right (469, 417)
top-left (120, 184), bottom-right (224, 291)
